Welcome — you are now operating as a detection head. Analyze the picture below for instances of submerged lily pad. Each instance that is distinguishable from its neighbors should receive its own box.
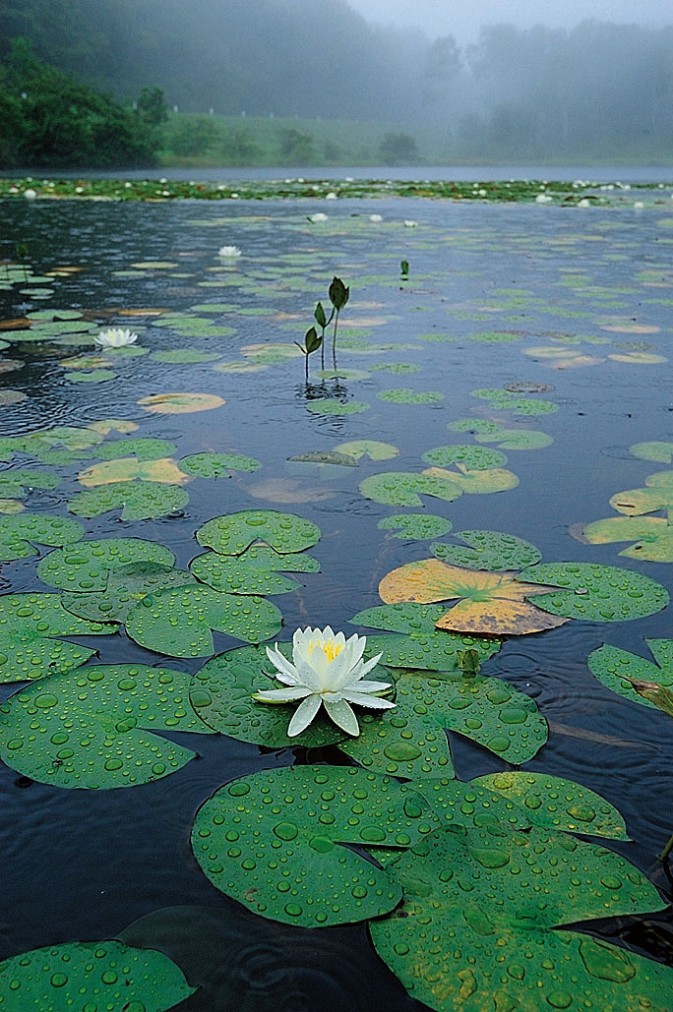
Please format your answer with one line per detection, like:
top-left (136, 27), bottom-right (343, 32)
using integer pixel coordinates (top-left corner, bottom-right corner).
top-left (519, 561), bottom-right (670, 621)
top-left (0, 592), bottom-right (117, 682)
top-left (0, 939), bottom-right (195, 1009)
top-left (196, 510), bottom-right (320, 556)
top-left (431, 530), bottom-right (542, 571)
top-left (371, 823), bottom-right (671, 1012)
top-left (191, 545), bottom-right (320, 595)
top-left (37, 538), bottom-right (176, 592)
top-left (180, 452), bottom-right (261, 478)
top-left (191, 765), bottom-right (435, 927)
top-left (126, 585), bottom-right (282, 656)
top-left (0, 513), bottom-right (84, 562)
top-left (68, 480), bottom-right (190, 521)
top-left (0, 663), bottom-right (212, 788)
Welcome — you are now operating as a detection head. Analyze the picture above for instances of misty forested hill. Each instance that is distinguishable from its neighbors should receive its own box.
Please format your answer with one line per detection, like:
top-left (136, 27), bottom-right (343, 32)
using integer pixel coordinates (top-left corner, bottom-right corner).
top-left (2, 0), bottom-right (673, 164)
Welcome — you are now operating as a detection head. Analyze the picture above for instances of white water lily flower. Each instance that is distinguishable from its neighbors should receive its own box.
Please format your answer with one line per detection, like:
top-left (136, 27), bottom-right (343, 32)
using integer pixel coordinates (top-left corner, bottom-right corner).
top-left (253, 625), bottom-right (395, 737)
top-left (218, 245), bottom-right (242, 257)
top-left (94, 328), bottom-right (139, 348)
top-left (308, 212), bottom-right (328, 223)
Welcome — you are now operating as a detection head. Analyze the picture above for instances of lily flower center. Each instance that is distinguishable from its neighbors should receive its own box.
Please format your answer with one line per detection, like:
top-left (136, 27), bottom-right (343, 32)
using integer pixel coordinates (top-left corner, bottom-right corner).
top-left (308, 636), bottom-right (343, 664)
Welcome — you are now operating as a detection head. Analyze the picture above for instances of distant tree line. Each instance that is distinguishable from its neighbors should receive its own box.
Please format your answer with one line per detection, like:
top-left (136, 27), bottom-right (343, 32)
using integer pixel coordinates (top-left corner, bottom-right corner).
top-left (1, 0), bottom-right (672, 166)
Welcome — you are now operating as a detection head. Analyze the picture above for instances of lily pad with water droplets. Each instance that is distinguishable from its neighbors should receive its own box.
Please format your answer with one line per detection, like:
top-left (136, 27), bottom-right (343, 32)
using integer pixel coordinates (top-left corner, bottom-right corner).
top-left (431, 530), bottom-right (542, 571)
top-left (196, 510), bottom-right (320, 556)
top-left (0, 939), bottom-right (196, 1009)
top-left (422, 465), bottom-right (519, 495)
top-left (0, 468), bottom-right (60, 499)
top-left (90, 437), bottom-right (178, 461)
top-left (191, 545), bottom-right (320, 596)
top-left (77, 456), bottom-right (190, 487)
top-left (588, 639), bottom-right (673, 712)
top-left (378, 388), bottom-right (444, 405)
top-left (65, 368), bottom-right (117, 383)
top-left (359, 471), bottom-right (462, 507)
top-left (0, 592), bottom-right (117, 683)
top-left (371, 823), bottom-right (671, 1012)
top-left (63, 563), bottom-right (196, 624)
top-left (581, 515), bottom-right (673, 562)
top-left (191, 765), bottom-right (435, 927)
top-left (378, 513), bottom-right (453, 541)
top-left (180, 452), bottom-right (261, 478)
top-left (471, 387), bottom-right (558, 415)
top-left (0, 513), bottom-right (84, 562)
top-left (37, 538), bottom-right (176, 592)
top-left (519, 562), bottom-right (669, 622)
top-left (0, 663), bottom-right (212, 788)
top-left (475, 426), bottom-right (553, 450)
top-left (126, 585), bottom-right (282, 657)
top-left (422, 445), bottom-right (508, 470)
top-left (190, 644), bottom-right (346, 748)
top-left (68, 480), bottom-right (190, 521)
top-left (342, 665), bottom-right (546, 778)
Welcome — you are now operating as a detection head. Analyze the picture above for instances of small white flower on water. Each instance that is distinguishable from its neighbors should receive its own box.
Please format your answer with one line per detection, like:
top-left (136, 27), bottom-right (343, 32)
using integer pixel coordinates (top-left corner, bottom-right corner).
top-left (535, 193), bottom-right (553, 204)
top-left (218, 245), bottom-right (242, 257)
top-left (94, 327), bottom-right (139, 348)
top-left (325, 192), bottom-right (338, 200)
top-left (369, 214), bottom-right (383, 222)
top-left (23, 189), bottom-right (37, 199)
top-left (634, 201), bottom-right (645, 209)
top-left (253, 626), bottom-right (395, 737)
top-left (577, 199), bottom-right (591, 208)
top-left (404, 220), bottom-right (418, 228)
top-left (308, 213), bottom-right (328, 223)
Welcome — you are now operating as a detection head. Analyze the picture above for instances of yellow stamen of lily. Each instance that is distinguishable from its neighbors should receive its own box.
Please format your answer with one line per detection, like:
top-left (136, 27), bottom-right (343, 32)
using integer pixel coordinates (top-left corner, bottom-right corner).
top-left (308, 635), bottom-right (343, 663)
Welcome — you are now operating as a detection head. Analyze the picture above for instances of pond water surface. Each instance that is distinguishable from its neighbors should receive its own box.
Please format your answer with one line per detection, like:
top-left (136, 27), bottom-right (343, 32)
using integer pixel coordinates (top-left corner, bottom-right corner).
top-left (1, 194), bottom-right (673, 1010)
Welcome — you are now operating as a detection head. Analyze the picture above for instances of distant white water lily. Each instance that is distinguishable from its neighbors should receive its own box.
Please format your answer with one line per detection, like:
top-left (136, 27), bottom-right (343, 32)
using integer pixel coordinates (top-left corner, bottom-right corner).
top-left (403, 220), bottom-right (418, 228)
top-left (308, 212), bottom-right (328, 223)
top-left (369, 214), bottom-right (383, 223)
top-left (253, 626), bottom-right (395, 737)
top-left (94, 327), bottom-right (138, 348)
top-left (218, 245), bottom-right (242, 257)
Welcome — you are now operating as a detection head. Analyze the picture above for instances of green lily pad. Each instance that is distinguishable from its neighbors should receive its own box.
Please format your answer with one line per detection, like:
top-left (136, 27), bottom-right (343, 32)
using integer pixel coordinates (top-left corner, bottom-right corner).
top-left (334, 440), bottom-right (399, 461)
top-left (288, 450), bottom-right (359, 467)
top-left (0, 939), bottom-right (195, 1009)
top-left (180, 452), bottom-right (261, 478)
top-left (0, 592), bottom-right (117, 683)
top-left (630, 440), bottom-right (673, 463)
top-left (190, 644), bottom-right (346, 748)
top-left (0, 662), bottom-right (212, 788)
top-left (423, 464), bottom-right (519, 495)
top-left (91, 437), bottom-right (178, 461)
top-left (447, 419), bottom-right (504, 435)
top-left (0, 513), bottom-right (84, 562)
top-left (126, 585), bottom-right (282, 656)
top-left (422, 445), bottom-right (508, 470)
top-left (471, 388), bottom-right (558, 415)
top-left (371, 823), bottom-right (671, 1012)
top-left (191, 545), bottom-right (320, 596)
top-left (37, 538), bottom-right (176, 591)
top-left (196, 510), bottom-right (320, 556)
top-left (67, 481), bottom-right (190, 521)
top-left (359, 471), bottom-right (462, 507)
top-left (62, 563), bottom-right (197, 623)
top-left (66, 368), bottom-right (117, 383)
top-left (0, 468), bottom-right (60, 499)
top-left (475, 427), bottom-right (553, 450)
top-left (305, 398), bottom-right (369, 415)
top-left (519, 562), bottom-right (669, 621)
top-left (378, 388), bottom-right (444, 404)
top-left (431, 530), bottom-right (542, 571)
top-left (582, 515), bottom-right (673, 561)
top-left (191, 765), bottom-right (435, 927)
top-left (607, 482), bottom-right (673, 517)
top-left (378, 513), bottom-right (453, 541)
top-left (588, 639), bottom-right (673, 712)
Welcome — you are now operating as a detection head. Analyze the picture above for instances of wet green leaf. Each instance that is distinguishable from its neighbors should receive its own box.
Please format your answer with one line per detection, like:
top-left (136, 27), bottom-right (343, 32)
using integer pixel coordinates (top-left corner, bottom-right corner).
top-left (582, 516), bottom-right (673, 561)
top-left (378, 514), bottom-right (453, 541)
top-left (0, 939), bottom-right (195, 1009)
top-left (191, 545), bottom-right (320, 595)
top-left (359, 471), bottom-right (462, 507)
top-left (91, 437), bottom-right (177, 461)
top-left (0, 513), bottom-right (84, 562)
top-left (334, 440), bottom-right (399, 461)
top-left (378, 388), bottom-right (444, 404)
top-left (630, 440), bottom-right (673, 463)
top-left (588, 639), bottom-right (673, 713)
top-left (196, 510), bottom-right (320, 556)
top-left (422, 445), bottom-right (508, 470)
top-left (126, 585), bottom-right (282, 656)
top-left (68, 480), bottom-right (190, 520)
top-left (62, 562), bottom-right (196, 623)
top-left (0, 663), bottom-right (212, 788)
top-left (305, 398), bottom-right (369, 415)
top-left (37, 538), bottom-right (176, 591)
top-left (180, 452), bottom-right (261, 477)
top-left (191, 765), bottom-right (433, 927)
top-left (520, 562), bottom-right (669, 621)
top-left (431, 530), bottom-right (542, 571)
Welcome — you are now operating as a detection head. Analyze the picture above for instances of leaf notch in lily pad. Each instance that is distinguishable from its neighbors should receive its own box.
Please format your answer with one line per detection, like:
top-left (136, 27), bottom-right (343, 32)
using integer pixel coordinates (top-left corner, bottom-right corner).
top-left (196, 509), bottom-right (321, 556)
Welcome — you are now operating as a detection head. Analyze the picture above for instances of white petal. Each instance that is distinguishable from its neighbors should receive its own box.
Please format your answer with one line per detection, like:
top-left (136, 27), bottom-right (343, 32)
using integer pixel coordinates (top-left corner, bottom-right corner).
top-left (352, 652), bottom-right (384, 681)
top-left (265, 645), bottom-right (301, 684)
top-left (323, 698), bottom-right (360, 736)
top-left (253, 687), bottom-right (312, 703)
top-left (350, 679), bottom-right (391, 694)
top-left (287, 694), bottom-right (322, 736)
top-left (341, 690), bottom-right (396, 710)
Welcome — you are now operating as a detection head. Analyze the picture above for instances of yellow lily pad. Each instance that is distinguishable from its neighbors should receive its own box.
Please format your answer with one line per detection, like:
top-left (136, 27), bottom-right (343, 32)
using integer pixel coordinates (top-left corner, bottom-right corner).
top-left (78, 457), bottom-right (191, 487)
top-left (88, 419), bottom-right (139, 435)
top-left (138, 392), bottom-right (225, 414)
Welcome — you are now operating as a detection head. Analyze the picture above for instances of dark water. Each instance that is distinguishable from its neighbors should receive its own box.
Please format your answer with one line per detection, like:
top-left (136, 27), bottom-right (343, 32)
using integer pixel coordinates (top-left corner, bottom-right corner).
top-left (1, 195), bottom-right (673, 1009)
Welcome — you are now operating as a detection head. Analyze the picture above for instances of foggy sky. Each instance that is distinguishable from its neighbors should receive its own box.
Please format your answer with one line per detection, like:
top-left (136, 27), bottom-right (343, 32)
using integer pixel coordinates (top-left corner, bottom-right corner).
top-left (348, 0), bottom-right (673, 42)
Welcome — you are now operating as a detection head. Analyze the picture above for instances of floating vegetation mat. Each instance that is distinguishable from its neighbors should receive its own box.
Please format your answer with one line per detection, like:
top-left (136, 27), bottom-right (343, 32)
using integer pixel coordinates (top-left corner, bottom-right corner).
top-left (0, 191), bottom-right (672, 1011)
